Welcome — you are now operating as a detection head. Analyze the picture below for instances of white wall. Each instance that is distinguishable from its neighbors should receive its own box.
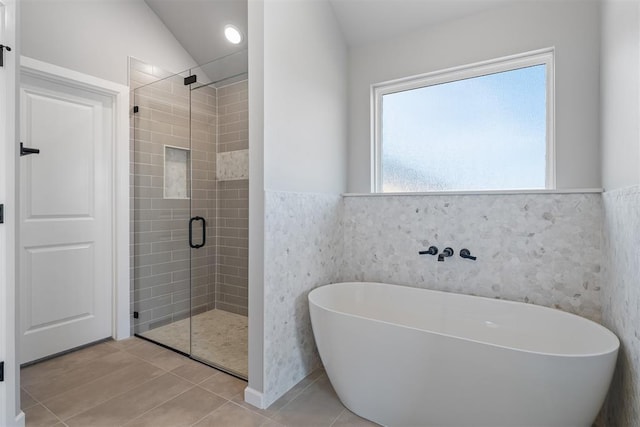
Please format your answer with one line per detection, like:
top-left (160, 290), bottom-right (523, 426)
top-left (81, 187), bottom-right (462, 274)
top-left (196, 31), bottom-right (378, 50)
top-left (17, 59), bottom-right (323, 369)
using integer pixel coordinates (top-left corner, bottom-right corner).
top-left (601, 0), bottom-right (640, 190)
top-left (247, 0), bottom-right (348, 407)
top-left (263, 0), bottom-right (348, 193)
top-left (247, 0), bottom-right (265, 405)
top-left (348, 0), bottom-right (601, 192)
top-left (600, 1), bottom-right (640, 425)
top-left (21, 0), bottom-right (196, 85)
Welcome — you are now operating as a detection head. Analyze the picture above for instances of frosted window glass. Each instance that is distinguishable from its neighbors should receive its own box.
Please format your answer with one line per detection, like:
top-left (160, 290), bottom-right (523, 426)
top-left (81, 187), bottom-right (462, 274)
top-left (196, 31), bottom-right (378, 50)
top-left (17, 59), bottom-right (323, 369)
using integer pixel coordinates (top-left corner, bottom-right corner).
top-left (381, 65), bottom-right (546, 192)
top-left (164, 146), bottom-right (190, 199)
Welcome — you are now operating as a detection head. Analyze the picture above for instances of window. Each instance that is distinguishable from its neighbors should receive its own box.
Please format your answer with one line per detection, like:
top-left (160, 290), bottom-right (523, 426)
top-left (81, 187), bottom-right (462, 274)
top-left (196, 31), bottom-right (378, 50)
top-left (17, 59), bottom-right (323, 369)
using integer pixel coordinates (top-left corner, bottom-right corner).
top-left (373, 48), bottom-right (554, 193)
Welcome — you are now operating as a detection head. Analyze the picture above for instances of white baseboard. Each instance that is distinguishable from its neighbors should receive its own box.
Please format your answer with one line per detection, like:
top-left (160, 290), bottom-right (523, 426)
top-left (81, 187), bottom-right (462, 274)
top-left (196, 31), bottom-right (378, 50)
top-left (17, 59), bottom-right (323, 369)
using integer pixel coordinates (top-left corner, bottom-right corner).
top-left (15, 411), bottom-right (25, 427)
top-left (244, 387), bottom-right (265, 409)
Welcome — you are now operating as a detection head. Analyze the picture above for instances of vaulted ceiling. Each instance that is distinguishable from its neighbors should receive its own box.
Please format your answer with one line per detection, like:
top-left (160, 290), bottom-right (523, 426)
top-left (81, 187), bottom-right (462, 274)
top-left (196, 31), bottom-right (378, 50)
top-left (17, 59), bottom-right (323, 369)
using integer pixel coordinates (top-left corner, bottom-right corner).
top-left (328, 0), bottom-right (511, 47)
top-left (144, 0), bottom-right (247, 67)
top-left (145, 0), bottom-right (511, 68)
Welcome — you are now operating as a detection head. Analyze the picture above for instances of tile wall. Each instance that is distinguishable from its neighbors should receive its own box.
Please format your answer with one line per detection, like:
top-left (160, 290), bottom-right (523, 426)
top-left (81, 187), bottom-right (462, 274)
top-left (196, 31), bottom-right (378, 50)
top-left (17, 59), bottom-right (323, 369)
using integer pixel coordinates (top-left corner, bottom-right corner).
top-left (262, 190), bottom-right (604, 407)
top-left (130, 60), bottom-right (249, 333)
top-left (213, 81), bottom-right (249, 315)
top-left (263, 191), bottom-right (343, 407)
top-left (187, 83), bottom-right (219, 321)
top-left (601, 186), bottom-right (640, 426)
top-left (130, 60), bottom-right (217, 333)
top-left (342, 193), bottom-right (603, 321)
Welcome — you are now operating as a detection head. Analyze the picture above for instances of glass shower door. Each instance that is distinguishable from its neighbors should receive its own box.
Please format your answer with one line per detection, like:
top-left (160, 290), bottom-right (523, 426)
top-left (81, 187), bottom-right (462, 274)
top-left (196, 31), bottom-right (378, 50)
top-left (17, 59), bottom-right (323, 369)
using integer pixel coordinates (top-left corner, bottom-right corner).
top-left (132, 67), bottom-right (193, 354)
top-left (188, 54), bottom-right (249, 378)
top-left (185, 78), bottom-right (218, 367)
top-left (132, 53), bottom-right (249, 380)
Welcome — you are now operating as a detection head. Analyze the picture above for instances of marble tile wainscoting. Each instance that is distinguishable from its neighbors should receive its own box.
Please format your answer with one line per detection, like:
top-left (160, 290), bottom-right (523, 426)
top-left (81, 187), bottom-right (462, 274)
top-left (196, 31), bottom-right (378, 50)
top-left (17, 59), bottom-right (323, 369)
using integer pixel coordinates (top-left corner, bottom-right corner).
top-left (260, 190), bottom-right (606, 407)
top-left (601, 186), bottom-right (640, 426)
top-left (341, 192), bottom-right (603, 322)
top-left (263, 191), bottom-right (344, 407)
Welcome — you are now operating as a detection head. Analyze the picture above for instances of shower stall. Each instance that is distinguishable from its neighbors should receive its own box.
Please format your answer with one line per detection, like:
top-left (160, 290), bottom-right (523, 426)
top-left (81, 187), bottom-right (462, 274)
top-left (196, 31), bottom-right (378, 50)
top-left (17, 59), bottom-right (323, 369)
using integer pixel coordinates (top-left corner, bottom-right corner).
top-left (130, 52), bottom-right (249, 379)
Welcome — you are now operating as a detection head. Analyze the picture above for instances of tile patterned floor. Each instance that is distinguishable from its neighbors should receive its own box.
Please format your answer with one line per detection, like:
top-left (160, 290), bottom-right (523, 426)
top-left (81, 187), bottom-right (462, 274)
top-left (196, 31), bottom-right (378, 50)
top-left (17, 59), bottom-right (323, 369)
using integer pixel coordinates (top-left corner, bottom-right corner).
top-left (21, 337), bottom-right (378, 427)
top-left (141, 309), bottom-right (248, 378)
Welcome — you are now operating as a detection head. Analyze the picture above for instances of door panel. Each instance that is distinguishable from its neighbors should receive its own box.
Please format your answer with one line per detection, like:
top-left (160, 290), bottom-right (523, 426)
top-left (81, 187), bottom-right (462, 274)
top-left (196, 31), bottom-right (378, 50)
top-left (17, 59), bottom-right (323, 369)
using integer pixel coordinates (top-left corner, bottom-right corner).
top-left (24, 243), bottom-right (93, 329)
top-left (22, 90), bottom-right (96, 218)
top-left (19, 72), bottom-right (112, 364)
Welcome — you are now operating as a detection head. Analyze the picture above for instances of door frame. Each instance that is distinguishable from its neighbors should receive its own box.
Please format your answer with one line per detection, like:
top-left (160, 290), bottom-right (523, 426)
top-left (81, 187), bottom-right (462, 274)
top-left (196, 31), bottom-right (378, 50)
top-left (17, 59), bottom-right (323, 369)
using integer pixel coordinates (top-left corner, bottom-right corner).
top-left (19, 56), bottom-right (130, 341)
top-left (1, 0), bottom-right (22, 424)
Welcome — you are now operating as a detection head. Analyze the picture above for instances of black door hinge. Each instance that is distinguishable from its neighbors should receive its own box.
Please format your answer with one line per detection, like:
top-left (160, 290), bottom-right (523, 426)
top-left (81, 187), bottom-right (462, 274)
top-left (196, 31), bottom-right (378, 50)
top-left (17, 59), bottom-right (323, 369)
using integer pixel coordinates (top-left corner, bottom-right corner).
top-left (0, 44), bottom-right (11, 68)
top-left (184, 75), bottom-right (196, 86)
top-left (0, 361), bottom-right (4, 382)
top-left (133, 106), bottom-right (139, 114)
top-left (133, 311), bottom-right (139, 319)
top-left (0, 204), bottom-right (4, 224)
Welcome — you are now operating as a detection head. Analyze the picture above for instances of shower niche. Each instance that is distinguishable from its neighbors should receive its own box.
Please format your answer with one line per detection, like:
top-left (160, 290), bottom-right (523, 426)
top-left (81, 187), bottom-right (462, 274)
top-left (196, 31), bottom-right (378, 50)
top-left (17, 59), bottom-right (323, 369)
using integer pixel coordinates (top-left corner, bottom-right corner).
top-left (130, 52), bottom-right (249, 379)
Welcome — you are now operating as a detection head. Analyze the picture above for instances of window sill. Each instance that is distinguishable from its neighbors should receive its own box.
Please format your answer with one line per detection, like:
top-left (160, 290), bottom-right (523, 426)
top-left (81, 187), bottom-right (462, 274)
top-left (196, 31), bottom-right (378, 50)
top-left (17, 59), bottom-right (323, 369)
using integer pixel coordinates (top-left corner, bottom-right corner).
top-left (342, 188), bottom-right (603, 197)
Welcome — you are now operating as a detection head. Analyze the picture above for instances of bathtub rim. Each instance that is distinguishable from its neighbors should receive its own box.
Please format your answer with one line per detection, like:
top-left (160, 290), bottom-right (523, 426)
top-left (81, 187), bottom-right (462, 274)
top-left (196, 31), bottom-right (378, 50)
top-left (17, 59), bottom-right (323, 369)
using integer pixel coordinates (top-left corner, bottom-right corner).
top-left (309, 281), bottom-right (620, 359)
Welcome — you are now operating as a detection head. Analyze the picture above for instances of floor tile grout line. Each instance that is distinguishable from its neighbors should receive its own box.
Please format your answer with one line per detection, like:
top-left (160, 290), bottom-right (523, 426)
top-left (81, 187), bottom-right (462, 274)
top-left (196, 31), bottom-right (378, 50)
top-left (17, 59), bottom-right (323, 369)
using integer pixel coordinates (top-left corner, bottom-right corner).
top-left (201, 386), bottom-right (244, 408)
top-left (25, 340), bottom-right (334, 427)
top-left (272, 368), bottom-right (326, 417)
top-left (104, 337), bottom-right (147, 352)
top-left (23, 350), bottom-right (140, 403)
top-left (165, 369), bottom-right (221, 388)
top-left (329, 408), bottom-right (347, 427)
top-left (20, 387), bottom-right (42, 410)
top-left (170, 366), bottom-right (220, 387)
top-left (35, 351), bottom-right (158, 419)
top-left (225, 398), bottom-right (273, 420)
top-left (21, 347), bottom-right (117, 389)
top-left (34, 401), bottom-right (65, 426)
top-left (103, 342), bottom-right (146, 355)
top-left (120, 381), bottom-right (231, 427)
top-left (49, 347), bottom-right (223, 423)
top-left (122, 342), bottom-right (168, 361)
top-left (186, 399), bottom-right (274, 427)
top-left (21, 349), bottom-right (119, 423)
top-left (128, 351), bottom-right (185, 372)
top-left (230, 368), bottom-right (326, 423)
top-left (186, 399), bottom-right (236, 427)
top-left (53, 362), bottom-right (179, 423)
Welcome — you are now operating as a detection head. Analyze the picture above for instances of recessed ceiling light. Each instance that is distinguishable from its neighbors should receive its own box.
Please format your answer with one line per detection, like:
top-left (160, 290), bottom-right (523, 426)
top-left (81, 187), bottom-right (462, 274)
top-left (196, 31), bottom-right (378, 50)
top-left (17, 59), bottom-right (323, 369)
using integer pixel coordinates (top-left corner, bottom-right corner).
top-left (224, 25), bottom-right (243, 44)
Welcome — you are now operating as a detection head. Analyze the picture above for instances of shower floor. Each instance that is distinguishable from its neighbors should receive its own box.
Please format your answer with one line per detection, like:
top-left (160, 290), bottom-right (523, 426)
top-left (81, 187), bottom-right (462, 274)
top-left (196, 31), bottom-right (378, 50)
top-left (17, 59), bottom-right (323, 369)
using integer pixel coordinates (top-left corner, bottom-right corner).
top-left (141, 309), bottom-right (248, 378)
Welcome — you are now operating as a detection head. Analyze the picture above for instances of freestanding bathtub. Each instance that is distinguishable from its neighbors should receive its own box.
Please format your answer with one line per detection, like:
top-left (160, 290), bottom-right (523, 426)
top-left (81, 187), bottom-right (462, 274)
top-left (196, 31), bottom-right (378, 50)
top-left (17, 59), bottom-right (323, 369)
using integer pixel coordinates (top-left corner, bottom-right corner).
top-left (309, 282), bottom-right (619, 427)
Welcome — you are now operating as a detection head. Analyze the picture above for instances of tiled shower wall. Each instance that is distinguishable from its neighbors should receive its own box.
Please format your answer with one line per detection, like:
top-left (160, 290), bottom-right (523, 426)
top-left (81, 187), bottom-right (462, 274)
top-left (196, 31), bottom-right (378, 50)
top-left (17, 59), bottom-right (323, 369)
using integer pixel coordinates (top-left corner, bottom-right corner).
top-left (601, 186), bottom-right (640, 426)
top-left (213, 81), bottom-right (249, 315)
top-left (130, 60), bottom-right (249, 333)
top-left (130, 60), bottom-right (217, 333)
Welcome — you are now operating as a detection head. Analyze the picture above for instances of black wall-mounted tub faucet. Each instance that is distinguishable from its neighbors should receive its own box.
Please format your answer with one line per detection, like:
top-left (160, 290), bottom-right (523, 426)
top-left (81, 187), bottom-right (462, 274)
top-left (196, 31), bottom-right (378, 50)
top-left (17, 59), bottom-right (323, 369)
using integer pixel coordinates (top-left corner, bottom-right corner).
top-left (419, 246), bottom-right (438, 256)
top-left (460, 248), bottom-right (477, 261)
top-left (438, 247), bottom-right (454, 262)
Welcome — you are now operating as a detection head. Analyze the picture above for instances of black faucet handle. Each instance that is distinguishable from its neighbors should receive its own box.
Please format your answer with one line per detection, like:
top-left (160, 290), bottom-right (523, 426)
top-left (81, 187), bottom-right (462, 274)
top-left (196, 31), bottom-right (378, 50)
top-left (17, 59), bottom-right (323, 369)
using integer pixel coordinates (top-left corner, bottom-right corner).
top-left (419, 246), bottom-right (438, 256)
top-left (460, 248), bottom-right (477, 261)
top-left (437, 247), bottom-right (454, 262)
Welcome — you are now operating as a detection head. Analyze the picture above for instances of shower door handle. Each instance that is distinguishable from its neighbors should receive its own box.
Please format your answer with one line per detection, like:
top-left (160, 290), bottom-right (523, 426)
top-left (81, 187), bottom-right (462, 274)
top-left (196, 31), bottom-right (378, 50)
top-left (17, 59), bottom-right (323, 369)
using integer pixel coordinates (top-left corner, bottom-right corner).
top-left (189, 216), bottom-right (206, 249)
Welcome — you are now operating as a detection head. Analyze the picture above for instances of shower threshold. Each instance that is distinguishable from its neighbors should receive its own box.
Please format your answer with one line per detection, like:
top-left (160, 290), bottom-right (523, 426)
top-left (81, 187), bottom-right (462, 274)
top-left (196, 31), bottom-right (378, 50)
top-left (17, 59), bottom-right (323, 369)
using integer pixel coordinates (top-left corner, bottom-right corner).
top-left (136, 309), bottom-right (248, 380)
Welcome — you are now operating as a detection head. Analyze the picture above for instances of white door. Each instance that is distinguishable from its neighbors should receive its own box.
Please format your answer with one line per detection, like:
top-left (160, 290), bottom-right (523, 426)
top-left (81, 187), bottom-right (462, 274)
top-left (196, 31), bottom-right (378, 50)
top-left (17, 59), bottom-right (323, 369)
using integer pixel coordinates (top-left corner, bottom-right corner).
top-left (19, 69), bottom-right (113, 364)
top-left (0, 0), bottom-right (21, 424)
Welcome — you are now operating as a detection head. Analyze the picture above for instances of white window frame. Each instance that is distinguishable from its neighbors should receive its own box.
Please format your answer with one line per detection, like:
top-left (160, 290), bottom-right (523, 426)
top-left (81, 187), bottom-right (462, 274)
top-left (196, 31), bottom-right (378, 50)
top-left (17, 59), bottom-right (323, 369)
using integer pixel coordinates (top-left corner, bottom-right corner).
top-left (371, 47), bottom-right (556, 193)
